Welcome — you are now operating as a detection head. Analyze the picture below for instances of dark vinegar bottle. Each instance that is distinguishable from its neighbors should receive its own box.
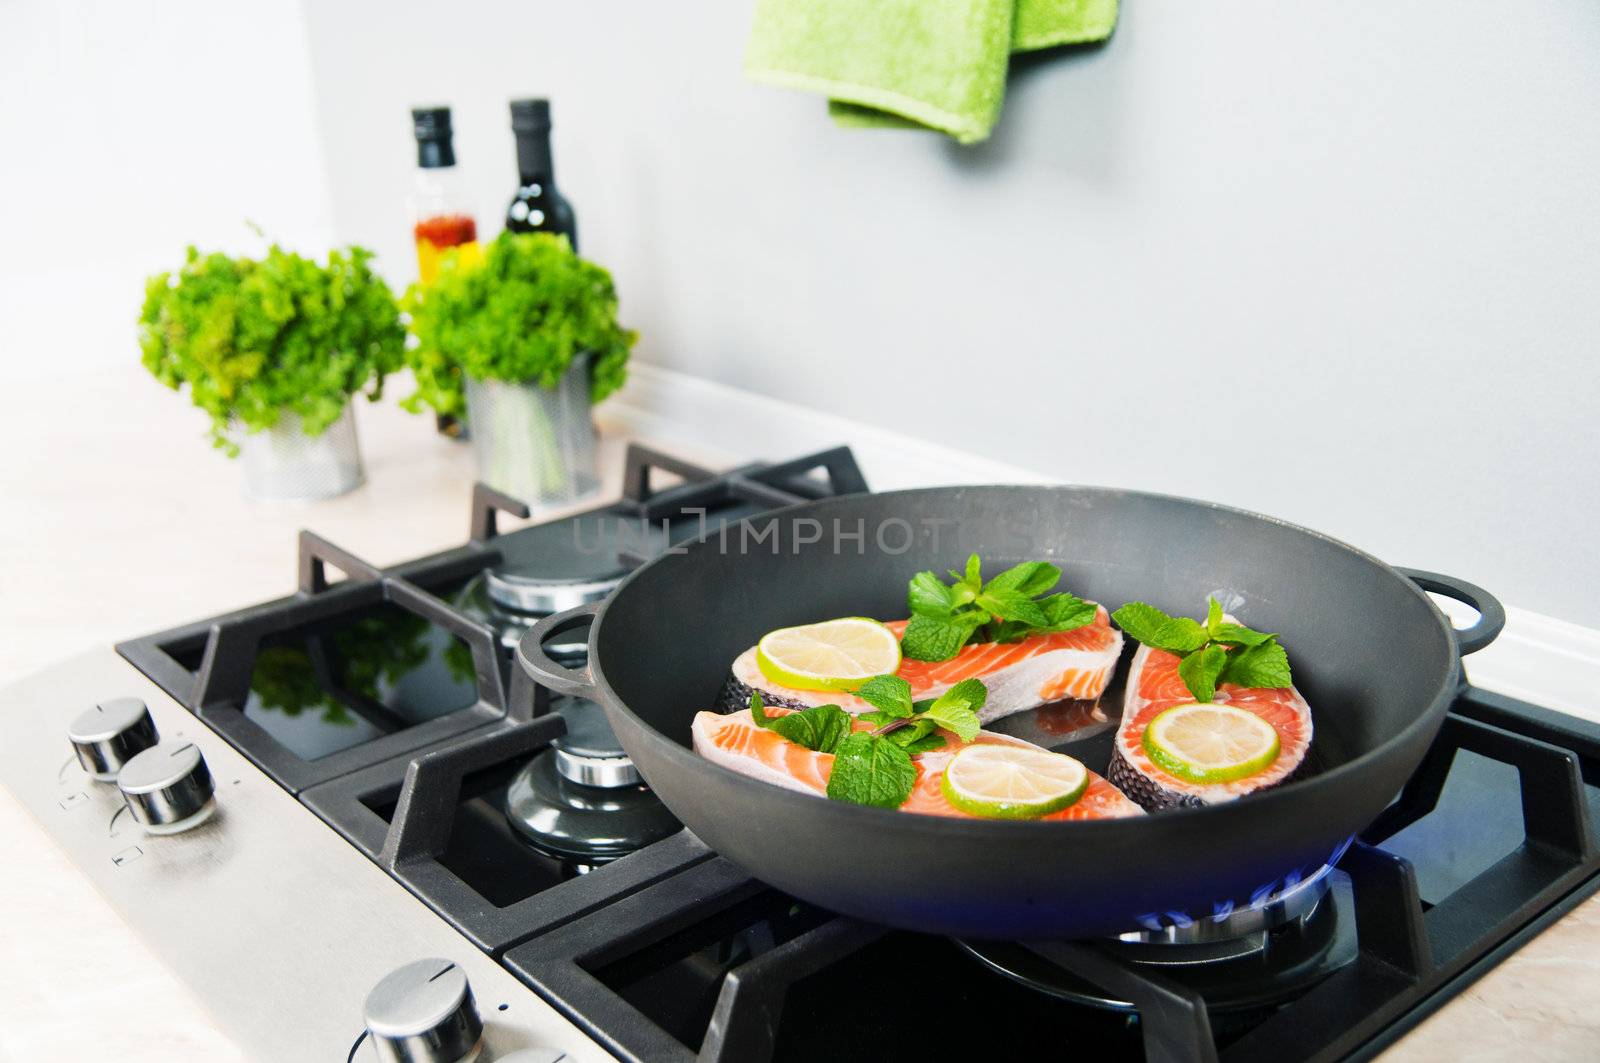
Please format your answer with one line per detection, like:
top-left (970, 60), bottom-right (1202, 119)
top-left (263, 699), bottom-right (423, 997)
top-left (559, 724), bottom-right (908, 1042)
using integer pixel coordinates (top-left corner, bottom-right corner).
top-left (506, 99), bottom-right (578, 250)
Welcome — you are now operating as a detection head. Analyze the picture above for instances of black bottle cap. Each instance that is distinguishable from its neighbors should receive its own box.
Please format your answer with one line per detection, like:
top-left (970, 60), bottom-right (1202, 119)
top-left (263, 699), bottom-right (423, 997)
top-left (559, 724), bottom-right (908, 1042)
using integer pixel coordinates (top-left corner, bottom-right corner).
top-left (510, 98), bottom-right (552, 135)
top-left (412, 105), bottom-right (456, 168)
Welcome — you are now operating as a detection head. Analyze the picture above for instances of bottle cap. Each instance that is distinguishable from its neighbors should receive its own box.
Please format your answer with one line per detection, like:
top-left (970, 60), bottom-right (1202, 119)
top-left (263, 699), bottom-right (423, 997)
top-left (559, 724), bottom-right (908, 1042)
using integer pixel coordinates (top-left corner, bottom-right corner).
top-left (510, 98), bottom-right (552, 134)
top-left (412, 106), bottom-right (457, 168)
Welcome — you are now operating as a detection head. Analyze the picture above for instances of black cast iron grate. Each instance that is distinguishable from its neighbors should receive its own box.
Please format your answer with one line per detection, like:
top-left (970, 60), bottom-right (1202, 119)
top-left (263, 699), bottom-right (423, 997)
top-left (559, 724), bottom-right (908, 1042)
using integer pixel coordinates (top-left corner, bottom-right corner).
top-left (115, 444), bottom-right (868, 794)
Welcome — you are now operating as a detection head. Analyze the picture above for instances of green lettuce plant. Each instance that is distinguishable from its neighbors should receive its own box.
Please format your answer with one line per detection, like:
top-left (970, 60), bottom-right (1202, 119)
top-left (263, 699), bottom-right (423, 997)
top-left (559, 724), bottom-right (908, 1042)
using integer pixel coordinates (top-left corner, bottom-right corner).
top-left (401, 232), bottom-right (636, 421)
top-left (139, 244), bottom-right (405, 455)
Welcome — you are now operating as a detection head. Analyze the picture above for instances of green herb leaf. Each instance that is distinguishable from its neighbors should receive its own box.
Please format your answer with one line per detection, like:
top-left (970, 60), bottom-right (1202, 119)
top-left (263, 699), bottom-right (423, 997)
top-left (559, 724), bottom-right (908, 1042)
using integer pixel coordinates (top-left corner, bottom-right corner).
top-left (1177, 644), bottom-right (1229, 703)
top-left (1037, 593), bottom-right (1099, 632)
top-left (1156, 617), bottom-right (1210, 653)
top-left (962, 554), bottom-right (982, 590)
top-left (918, 679), bottom-right (986, 742)
top-left (1112, 602), bottom-right (1211, 654)
top-left (881, 717), bottom-right (943, 751)
top-left (1116, 600), bottom-right (1294, 700)
top-left (1209, 623), bottom-right (1275, 648)
top-left (139, 244), bottom-right (405, 455)
top-left (747, 694), bottom-right (851, 753)
top-left (975, 589), bottom-right (1050, 628)
top-left (896, 733), bottom-right (948, 755)
top-left (900, 613), bottom-right (985, 662)
top-left (1220, 639), bottom-right (1293, 689)
top-left (1110, 602), bottom-right (1173, 646)
top-left (907, 571), bottom-right (959, 619)
top-left (827, 733), bottom-right (918, 808)
top-left (402, 232), bottom-right (636, 423)
top-left (982, 561), bottom-right (1060, 599)
top-left (855, 675), bottom-right (914, 719)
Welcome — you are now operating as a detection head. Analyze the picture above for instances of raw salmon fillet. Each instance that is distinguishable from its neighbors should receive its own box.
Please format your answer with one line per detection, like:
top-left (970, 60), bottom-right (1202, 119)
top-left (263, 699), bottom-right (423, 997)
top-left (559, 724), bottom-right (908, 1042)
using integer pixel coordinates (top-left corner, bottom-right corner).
top-left (1107, 633), bottom-right (1313, 810)
top-left (692, 707), bottom-right (1143, 821)
top-left (719, 606), bottom-right (1123, 724)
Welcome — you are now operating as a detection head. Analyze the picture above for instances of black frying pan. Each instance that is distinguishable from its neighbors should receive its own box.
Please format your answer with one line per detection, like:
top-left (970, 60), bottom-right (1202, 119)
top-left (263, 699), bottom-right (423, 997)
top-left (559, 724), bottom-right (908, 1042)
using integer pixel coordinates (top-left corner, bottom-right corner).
top-left (517, 486), bottom-right (1503, 939)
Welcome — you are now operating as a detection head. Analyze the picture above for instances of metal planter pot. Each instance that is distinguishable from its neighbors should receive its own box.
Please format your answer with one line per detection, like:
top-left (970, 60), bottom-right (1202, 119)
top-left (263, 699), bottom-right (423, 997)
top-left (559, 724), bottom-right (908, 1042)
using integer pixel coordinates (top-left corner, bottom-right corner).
top-left (237, 407), bottom-right (366, 502)
top-left (464, 360), bottom-right (599, 510)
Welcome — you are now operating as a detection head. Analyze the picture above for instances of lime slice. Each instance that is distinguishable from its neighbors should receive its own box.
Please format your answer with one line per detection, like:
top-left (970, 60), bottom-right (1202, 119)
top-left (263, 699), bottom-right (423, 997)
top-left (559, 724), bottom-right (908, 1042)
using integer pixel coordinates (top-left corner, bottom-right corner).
top-left (940, 745), bottom-right (1090, 819)
top-left (1142, 703), bottom-right (1281, 784)
top-left (755, 617), bottom-right (901, 692)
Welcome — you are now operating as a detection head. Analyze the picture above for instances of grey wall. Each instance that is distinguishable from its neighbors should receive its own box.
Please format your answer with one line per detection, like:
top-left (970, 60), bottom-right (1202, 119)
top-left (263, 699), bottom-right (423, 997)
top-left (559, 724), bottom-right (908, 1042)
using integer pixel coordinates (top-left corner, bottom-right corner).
top-left (302, 0), bottom-right (1600, 624)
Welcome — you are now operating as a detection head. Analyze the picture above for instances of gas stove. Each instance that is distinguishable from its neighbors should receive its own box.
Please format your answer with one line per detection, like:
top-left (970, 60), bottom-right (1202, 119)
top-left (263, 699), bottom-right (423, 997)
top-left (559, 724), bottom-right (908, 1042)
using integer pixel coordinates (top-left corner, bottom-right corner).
top-left (3, 443), bottom-right (1598, 1062)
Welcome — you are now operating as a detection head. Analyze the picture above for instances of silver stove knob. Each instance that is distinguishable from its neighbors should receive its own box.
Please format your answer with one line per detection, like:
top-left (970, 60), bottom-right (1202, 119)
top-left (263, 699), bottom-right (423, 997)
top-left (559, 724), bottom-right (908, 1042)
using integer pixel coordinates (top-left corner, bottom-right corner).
top-left (363, 959), bottom-right (483, 1063)
top-left (68, 697), bottom-right (158, 781)
top-left (117, 741), bottom-right (217, 834)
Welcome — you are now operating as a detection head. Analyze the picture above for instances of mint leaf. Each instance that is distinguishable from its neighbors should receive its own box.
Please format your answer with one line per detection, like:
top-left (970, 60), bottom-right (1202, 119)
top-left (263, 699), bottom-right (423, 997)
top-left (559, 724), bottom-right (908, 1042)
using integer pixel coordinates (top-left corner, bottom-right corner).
top-left (962, 554), bottom-right (982, 591)
top-left (919, 678), bottom-right (985, 742)
top-left (1155, 617), bottom-right (1209, 653)
top-left (908, 571), bottom-right (958, 619)
top-left (855, 675), bottom-right (914, 719)
top-left (900, 614), bottom-right (984, 662)
top-left (882, 717), bottom-right (942, 751)
top-left (827, 733), bottom-right (917, 808)
top-left (747, 694), bottom-right (851, 753)
top-left (1113, 602), bottom-right (1209, 653)
top-left (982, 561), bottom-right (1060, 599)
top-left (976, 589), bottom-right (1049, 628)
top-left (1220, 639), bottom-right (1293, 689)
top-left (896, 733), bottom-right (948, 755)
top-left (1177, 644), bottom-right (1228, 703)
top-left (1206, 597), bottom-right (1224, 636)
top-left (1038, 593), bottom-right (1097, 632)
top-left (1210, 622), bottom-right (1275, 648)
top-left (1111, 602), bottom-right (1173, 645)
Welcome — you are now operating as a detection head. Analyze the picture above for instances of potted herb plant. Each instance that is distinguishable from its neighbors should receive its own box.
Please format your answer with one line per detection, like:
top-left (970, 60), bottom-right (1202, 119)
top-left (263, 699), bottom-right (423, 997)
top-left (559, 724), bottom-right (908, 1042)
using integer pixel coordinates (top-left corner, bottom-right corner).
top-left (403, 231), bottom-right (635, 508)
top-left (139, 243), bottom-right (405, 501)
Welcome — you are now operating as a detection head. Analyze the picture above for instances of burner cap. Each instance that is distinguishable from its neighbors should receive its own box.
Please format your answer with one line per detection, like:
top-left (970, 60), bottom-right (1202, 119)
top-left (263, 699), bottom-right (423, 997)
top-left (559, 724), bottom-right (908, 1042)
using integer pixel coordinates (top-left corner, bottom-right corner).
top-left (552, 698), bottom-right (639, 787)
top-left (484, 513), bottom-right (662, 613)
top-left (502, 699), bottom-right (680, 865)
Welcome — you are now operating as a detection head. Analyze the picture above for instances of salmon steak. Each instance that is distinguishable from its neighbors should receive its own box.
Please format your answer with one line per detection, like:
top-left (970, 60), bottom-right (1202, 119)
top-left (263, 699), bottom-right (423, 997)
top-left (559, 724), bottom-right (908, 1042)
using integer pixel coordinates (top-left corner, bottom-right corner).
top-left (692, 706), bottom-right (1143, 821)
top-left (716, 606), bottom-right (1123, 725)
top-left (1107, 640), bottom-right (1314, 810)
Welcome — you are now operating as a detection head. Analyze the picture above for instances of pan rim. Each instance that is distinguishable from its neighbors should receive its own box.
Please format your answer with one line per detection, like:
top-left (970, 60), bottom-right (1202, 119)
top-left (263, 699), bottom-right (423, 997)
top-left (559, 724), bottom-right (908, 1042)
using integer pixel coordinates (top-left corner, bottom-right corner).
top-left (587, 482), bottom-right (1461, 834)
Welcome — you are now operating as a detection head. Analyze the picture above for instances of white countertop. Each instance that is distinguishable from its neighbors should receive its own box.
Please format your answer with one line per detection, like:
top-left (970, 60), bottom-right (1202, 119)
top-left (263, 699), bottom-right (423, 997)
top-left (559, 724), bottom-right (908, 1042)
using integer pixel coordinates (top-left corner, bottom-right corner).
top-left (3, 361), bottom-right (1598, 1061)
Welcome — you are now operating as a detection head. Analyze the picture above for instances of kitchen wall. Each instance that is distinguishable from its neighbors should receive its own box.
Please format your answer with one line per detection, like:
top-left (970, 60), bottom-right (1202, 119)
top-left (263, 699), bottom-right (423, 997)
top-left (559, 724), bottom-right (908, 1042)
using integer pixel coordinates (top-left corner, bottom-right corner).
top-left (302, 0), bottom-right (1600, 625)
top-left (16, 1), bottom-right (1592, 626)
top-left (0, 0), bottom-right (333, 373)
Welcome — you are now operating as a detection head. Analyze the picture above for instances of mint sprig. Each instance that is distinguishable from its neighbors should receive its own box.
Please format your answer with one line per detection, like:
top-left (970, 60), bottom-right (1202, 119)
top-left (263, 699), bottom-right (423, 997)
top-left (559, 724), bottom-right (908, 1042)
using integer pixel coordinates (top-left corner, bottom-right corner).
top-left (742, 678), bottom-right (993, 810)
top-left (1111, 598), bottom-right (1293, 702)
top-left (748, 693), bottom-right (852, 752)
top-left (901, 554), bottom-right (1097, 662)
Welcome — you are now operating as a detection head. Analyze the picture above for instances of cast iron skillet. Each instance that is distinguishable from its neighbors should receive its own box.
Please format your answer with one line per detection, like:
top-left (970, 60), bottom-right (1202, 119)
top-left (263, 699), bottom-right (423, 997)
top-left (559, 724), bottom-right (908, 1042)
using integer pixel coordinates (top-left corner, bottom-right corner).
top-left (517, 486), bottom-right (1504, 939)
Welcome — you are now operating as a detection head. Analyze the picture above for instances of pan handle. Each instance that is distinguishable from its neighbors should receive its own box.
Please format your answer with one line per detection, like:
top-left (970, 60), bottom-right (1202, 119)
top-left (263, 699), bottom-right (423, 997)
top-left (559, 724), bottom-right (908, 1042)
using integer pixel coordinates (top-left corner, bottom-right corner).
top-left (1395, 568), bottom-right (1506, 657)
top-left (515, 601), bottom-right (603, 699)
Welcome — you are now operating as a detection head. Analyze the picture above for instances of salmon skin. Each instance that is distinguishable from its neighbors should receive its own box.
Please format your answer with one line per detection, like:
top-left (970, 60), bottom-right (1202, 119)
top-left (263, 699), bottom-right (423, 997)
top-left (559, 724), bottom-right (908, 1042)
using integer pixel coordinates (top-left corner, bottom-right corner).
top-left (1107, 635), bottom-right (1314, 811)
top-left (691, 707), bottom-right (1143, 821)
top-left (716, 606), bottom-right (1123, 725)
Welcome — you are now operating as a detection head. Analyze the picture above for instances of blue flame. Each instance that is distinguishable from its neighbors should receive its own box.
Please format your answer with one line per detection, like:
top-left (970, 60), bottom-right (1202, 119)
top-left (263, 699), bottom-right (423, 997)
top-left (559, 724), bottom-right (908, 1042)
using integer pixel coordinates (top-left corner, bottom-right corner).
top-left (1132, 835), bottom-right (1355, 932)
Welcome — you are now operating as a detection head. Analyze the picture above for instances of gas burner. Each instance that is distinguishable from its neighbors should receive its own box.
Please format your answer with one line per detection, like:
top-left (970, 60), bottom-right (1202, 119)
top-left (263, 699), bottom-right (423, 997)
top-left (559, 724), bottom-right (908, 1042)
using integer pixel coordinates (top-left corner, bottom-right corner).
top-left (484, 513), bottom-right (659, 613)
top-left (503, 698), bottom-right (680, 866)
top-left (958, 871), bottom-right (1354, 1014)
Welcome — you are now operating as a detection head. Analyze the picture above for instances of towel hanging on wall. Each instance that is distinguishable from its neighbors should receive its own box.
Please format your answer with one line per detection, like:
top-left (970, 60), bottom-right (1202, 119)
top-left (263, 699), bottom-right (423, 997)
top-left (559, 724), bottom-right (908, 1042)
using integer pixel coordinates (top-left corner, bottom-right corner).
top-left (745, 0), bottom-right (1118, 145)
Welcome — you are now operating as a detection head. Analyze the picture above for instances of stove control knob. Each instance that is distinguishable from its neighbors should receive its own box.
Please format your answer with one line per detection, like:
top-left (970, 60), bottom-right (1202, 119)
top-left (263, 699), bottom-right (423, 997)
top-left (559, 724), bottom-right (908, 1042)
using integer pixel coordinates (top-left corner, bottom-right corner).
top-left (363, 959), bottom-right (483, 1063)
top-left (68, 697), bottom-right (159, 781)
top-left (116, 741), bottom-right (217, 834)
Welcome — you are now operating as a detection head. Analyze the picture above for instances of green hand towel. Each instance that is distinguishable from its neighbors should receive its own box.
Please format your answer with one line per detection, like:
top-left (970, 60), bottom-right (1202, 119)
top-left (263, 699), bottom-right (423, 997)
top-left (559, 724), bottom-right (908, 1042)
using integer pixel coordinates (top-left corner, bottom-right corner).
top-left (745, 0), bottom-right (1118, 145)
